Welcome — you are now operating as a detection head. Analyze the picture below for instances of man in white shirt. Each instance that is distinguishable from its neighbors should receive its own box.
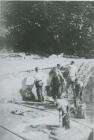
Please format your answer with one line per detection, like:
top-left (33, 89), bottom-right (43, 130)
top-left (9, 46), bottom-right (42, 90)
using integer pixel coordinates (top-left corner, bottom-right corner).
top-left (34, 67), bottom-right (44, 102)
top-left (69, 61), bottom-right (77, 82)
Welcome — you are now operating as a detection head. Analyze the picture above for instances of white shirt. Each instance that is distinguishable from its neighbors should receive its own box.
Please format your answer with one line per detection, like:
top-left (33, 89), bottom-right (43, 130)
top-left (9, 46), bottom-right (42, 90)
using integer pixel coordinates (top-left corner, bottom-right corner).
top-left (69, 65), bottom-right (77, 81)
top-left (33, 71), bottom-right (43, 81)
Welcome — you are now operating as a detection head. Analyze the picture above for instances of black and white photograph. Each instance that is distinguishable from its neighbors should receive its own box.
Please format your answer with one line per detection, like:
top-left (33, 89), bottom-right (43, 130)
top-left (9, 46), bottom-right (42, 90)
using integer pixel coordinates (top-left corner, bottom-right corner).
top-left (0, 1), bottom-right (94, 140)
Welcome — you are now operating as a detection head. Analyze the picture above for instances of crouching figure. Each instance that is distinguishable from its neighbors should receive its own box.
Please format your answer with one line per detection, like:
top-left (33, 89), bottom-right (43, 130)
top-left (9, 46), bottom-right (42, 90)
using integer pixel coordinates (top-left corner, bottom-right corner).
top-left (56, 98), bottom-right (70, 129)
top-left (20, 77), bottom-right (36, 101)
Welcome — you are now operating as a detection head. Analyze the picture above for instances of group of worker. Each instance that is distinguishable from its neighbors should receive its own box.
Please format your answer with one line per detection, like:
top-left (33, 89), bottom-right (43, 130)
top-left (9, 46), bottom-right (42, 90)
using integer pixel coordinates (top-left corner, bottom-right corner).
top-left (31, 61), bottom-right (83, 105)
top-left (20, 61), bottom-right (85, 128)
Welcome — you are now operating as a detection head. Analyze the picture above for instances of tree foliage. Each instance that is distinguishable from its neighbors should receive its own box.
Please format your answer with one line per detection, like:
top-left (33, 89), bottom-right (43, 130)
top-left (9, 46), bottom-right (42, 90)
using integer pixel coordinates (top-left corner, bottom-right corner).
top-left (2, 1), bottom-right (94, 56)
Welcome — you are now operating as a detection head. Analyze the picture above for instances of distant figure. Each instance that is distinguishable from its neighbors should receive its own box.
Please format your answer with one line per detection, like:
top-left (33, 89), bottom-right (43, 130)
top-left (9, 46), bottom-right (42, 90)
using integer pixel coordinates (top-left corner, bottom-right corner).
top-left (69, 61), bottom-right (77, 83)
top-left (34, 67), bottom-right (44, 102)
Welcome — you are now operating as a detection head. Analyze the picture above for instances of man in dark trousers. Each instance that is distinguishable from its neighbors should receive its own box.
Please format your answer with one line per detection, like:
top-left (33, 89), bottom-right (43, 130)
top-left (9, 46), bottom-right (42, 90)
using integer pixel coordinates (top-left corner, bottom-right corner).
top-left (34, 67), bottom-right (44, 102)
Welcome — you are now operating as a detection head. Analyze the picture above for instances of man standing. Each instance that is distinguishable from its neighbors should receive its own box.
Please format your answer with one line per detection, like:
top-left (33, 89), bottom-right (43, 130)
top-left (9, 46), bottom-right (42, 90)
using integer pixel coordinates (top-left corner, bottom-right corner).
top-left (69, 61), bottom-right (77, 83)
top-left (54, 64), bottom-right (65, 99)
top-left (34, 67), bottom-right (44, 102)
top-left (74, 78), bottom-right (83, 107)
top-left (56, 64), bottom-right (64, 82)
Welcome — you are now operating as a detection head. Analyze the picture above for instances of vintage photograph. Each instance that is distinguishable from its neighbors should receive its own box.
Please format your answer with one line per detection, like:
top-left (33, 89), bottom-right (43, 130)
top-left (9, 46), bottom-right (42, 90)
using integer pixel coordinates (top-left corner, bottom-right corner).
top-left (0, 1), bottom-right (94, 140)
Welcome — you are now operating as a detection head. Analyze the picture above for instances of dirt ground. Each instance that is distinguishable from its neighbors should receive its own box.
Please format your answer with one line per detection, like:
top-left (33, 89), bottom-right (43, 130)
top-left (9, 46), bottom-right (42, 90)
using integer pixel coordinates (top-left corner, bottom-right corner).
top-left (0, 102), bottom-right (92, 140)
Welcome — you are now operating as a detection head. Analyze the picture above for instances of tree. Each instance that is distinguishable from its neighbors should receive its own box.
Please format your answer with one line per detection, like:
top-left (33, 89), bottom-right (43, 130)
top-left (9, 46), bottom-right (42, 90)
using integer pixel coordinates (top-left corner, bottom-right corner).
top-left (2, 1), bottom-right (94, 56)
